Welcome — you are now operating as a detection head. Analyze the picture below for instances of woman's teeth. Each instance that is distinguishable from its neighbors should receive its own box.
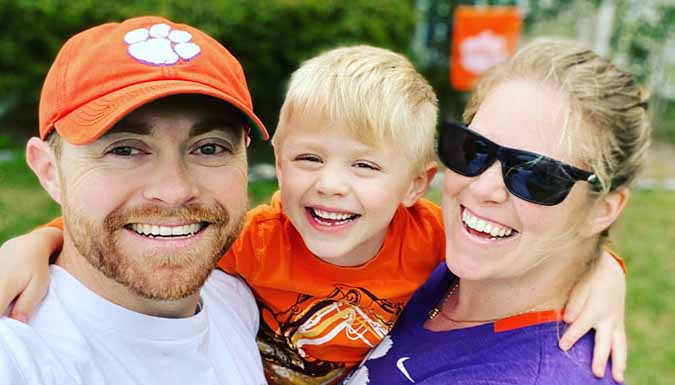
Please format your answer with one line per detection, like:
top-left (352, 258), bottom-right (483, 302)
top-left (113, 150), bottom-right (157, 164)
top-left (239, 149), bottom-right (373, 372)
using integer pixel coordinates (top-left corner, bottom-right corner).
top-left (462, 210), bottom-right (513, 238)
top-left (129, 223), bottom-right (204, 238)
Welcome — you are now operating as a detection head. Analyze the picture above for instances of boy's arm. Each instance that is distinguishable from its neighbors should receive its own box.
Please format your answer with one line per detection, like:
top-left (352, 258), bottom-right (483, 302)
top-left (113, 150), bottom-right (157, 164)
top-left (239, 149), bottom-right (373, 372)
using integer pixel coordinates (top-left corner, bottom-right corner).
top-left (560, 249), bottom-right (627, 383)
top-left (0, 221), bottom-right (63, 322)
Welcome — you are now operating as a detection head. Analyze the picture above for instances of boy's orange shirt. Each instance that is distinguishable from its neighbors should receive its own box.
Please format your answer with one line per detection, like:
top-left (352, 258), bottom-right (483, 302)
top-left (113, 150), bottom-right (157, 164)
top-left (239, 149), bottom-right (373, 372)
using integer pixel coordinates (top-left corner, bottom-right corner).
top-left (219, 192), bottom-right (445, 385)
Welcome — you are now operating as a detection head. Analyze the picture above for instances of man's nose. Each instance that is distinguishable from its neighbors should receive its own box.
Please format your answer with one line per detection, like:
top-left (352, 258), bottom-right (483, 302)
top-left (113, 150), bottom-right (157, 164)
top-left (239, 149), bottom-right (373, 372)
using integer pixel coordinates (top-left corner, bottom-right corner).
top-left (143, 156), bottom-right (199, 206)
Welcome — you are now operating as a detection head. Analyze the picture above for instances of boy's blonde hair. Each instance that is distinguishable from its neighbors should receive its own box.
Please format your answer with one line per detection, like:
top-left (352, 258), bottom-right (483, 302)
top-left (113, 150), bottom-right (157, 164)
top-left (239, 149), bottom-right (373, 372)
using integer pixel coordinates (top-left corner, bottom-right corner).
top-left (273, 45), bottom-right (438, 172)
top-left (464, 38), bottom-right (651, 194)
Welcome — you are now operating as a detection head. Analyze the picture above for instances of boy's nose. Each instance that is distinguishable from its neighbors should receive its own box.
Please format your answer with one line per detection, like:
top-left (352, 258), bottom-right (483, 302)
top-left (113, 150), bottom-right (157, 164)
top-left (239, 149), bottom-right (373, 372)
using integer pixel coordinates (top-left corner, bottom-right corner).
top-left (314, 167), bottom-right (350, 197)
top-left (143, 158), bottom-right (200, 206)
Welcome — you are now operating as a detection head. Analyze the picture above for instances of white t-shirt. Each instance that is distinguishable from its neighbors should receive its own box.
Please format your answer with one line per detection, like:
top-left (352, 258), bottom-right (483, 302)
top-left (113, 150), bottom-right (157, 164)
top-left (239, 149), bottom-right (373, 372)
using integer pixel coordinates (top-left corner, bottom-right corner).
top-left (0, 266), bottom-right (265, 385)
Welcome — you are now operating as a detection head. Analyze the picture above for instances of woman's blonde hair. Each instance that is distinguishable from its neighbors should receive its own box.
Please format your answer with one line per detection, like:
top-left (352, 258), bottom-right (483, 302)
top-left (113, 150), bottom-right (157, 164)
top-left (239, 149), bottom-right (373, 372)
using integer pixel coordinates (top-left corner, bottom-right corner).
top-left (273, 45), bottom-right (438, 172)
top-left (464, 38), bottom-right (651, 194)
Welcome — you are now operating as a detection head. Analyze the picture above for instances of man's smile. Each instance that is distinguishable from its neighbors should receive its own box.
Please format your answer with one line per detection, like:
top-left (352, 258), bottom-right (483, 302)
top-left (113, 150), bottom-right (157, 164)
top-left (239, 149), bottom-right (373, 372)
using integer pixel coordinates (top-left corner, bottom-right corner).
top-left (127, 222), bottom-right (207, 239)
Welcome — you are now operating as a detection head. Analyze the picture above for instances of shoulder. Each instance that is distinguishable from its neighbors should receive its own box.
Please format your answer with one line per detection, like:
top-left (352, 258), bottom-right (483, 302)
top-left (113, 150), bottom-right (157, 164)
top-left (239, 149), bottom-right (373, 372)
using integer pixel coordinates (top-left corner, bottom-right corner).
top-left (394, 198), bottom-right (443, 242)
top-left (388, 199), bottom-right (445, 276)
top-left (238, 191), bottom-right (294, 247)
top-left (0, 318), bottom-right (37, 384)
top-left (202, 270), bottom-right (258, 335)
top-left (226, 191), bottom-right (297, 272)
top-left (245, 190), bottom-right (285, 224)
top-left (0, 317), bottom-right (71, 385)
top-left (536, 328), bottom-right (618, 385)
top-left (404, 198), bottom-right (443, 227)
top-left (390, 199), bottom-right (445, 249)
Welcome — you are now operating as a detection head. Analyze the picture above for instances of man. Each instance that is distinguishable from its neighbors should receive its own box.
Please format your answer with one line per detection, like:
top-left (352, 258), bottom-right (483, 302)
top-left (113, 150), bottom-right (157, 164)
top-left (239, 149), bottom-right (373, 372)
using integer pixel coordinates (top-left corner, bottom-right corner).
top-left (0, 16), bottom-right (268, 385)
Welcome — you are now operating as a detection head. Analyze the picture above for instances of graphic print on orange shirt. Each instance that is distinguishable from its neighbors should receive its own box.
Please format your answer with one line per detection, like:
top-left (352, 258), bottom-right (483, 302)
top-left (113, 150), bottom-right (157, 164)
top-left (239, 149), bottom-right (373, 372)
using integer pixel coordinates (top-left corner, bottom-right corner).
top-left (257, 284), bottom-right (404, 385)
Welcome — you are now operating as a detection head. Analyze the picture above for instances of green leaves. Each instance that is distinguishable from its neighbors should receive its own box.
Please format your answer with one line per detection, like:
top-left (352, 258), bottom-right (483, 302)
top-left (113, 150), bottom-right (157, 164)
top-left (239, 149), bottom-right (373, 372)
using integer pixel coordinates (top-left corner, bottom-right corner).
top-left (0, 0), bottom-right (417, 142)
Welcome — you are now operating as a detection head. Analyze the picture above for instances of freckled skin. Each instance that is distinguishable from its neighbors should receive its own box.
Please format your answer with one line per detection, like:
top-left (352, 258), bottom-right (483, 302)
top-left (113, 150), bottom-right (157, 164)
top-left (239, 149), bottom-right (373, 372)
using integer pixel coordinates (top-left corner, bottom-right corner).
top-left (52, 97), bottom-right (249, 313)
top-left (442, 80), bottom-right (595, 282)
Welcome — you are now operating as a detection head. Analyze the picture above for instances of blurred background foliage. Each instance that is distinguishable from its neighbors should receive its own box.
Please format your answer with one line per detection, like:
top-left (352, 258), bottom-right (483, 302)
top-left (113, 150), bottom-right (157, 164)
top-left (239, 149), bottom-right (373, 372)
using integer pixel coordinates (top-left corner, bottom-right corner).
top-left (0, 0), bottom-right (418, 152)
top-left (1, 0), bottom-right (672, 149)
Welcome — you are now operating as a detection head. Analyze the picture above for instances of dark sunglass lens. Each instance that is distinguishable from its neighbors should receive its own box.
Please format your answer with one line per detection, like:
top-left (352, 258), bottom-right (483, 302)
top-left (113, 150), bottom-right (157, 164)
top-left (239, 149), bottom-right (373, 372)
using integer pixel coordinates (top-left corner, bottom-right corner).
top-left (503, 153), bottom-right (575, 205)
top-left (440, 124), bottom-right (492, 176)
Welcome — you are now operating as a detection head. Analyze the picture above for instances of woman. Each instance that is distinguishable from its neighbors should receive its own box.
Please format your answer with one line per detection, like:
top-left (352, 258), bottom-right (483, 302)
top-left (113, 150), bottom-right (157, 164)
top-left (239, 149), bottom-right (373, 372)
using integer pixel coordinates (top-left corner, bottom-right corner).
top-left (344, 39), bottom-right (649, 384)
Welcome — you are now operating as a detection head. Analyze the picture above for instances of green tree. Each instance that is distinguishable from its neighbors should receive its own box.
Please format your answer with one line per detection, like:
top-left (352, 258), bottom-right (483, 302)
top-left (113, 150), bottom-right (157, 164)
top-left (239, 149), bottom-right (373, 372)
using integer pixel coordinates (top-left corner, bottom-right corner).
top-left (0, 0), bottom-right (417, 145)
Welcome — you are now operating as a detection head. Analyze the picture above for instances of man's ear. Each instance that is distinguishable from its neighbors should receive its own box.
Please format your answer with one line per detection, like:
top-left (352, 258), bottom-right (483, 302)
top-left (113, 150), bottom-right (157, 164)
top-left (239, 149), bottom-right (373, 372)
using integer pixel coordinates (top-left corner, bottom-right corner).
top-left (26, 137), bottom-right (62, 205)
top-left (582, 188), bottom-right (630, 236)
top-left (402, 162), bottom-right (438, 207)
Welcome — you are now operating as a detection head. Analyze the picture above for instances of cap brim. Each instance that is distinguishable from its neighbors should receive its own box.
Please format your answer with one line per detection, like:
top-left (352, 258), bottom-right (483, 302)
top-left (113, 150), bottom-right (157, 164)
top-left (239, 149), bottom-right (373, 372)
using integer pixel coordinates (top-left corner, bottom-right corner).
top-left (53, 79), bottom-right (268, 144)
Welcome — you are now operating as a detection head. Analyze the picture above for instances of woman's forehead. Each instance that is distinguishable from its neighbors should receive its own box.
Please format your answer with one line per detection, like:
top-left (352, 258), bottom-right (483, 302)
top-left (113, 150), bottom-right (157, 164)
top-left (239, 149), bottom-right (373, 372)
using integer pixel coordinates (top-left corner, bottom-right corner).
top-left (471, 80), bottom-right (572, 159)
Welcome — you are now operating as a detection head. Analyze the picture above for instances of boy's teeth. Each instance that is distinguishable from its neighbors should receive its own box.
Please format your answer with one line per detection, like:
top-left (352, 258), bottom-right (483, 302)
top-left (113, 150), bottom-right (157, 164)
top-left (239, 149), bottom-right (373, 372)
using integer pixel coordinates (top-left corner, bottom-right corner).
top-left (313, 208), bottom-right (354, 221)
top-left (130, 223), bottom-right (203, 237)
top-left (462, 209), bottom-right (514, 239)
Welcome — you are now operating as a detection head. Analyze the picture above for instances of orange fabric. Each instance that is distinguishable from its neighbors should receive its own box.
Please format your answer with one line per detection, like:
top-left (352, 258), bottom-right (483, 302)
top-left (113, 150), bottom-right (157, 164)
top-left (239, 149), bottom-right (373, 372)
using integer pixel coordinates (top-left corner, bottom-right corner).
top-left (218, 192), bottom-right (445, 385)
top-left (40, 16), bottom-right (267, 144)
top-left (494, 309), bottom-right (564, 333)
top-left (40, 217), bottom-right (64, 231)
top-left (604, 247), bottom-right (627, 275)
top-left (450, 6), bottom-right (522, 91)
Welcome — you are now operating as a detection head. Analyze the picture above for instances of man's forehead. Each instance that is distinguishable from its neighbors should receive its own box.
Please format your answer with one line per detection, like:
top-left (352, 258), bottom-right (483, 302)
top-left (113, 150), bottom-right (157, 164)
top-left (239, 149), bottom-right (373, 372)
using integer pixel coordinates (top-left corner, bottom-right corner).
top-left (104, 115), bottom-right (244, 139)
top-left (102, 95), bottom-right (247, 140)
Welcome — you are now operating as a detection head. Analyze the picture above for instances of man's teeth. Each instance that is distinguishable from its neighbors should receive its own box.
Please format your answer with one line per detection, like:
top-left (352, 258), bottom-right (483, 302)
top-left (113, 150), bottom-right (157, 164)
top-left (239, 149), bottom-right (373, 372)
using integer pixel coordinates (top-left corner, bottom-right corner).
top-left (130, 223), bottom-right (203, 237)
top-left (462, 210), bottom-right (513, 238)
top-left (312, 208), bottom-right (356, 221)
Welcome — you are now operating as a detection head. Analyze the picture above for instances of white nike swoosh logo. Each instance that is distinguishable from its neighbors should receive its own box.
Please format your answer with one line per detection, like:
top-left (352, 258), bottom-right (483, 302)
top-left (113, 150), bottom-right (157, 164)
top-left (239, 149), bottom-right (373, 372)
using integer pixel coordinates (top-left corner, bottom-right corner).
top-left (396, 357), bottom-right (415, 383)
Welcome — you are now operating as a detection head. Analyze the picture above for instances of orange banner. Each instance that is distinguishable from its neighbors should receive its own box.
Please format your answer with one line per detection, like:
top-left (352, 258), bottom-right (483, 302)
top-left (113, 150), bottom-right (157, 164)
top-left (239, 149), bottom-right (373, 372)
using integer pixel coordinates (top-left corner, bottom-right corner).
top-left (450, 6), bottom-right (523, 91)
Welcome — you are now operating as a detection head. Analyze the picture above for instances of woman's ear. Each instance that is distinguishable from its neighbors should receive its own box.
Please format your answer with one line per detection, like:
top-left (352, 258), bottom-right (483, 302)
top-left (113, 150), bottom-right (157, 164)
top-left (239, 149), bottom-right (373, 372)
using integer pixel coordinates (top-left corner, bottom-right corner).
top-left (25, 137), bottom-right (63, 205)
top-left (402, 162), bottom-right (438, 207)
top-left (583, 188), bottom-right (630, 236)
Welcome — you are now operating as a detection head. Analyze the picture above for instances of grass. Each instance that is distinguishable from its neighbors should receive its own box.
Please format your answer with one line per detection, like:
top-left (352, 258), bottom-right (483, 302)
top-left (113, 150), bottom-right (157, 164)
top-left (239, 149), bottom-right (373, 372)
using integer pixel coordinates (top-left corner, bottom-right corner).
top-left (1, 149), bottom-right (673, 383)
top-left (613, 191), bottom-right (675, 384)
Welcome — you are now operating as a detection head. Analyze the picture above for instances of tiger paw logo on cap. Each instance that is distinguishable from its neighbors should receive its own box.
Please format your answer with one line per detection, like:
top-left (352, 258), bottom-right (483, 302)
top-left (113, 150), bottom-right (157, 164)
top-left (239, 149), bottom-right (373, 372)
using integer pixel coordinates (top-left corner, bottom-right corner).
top-left (124, 23), bottom-right (201, 65)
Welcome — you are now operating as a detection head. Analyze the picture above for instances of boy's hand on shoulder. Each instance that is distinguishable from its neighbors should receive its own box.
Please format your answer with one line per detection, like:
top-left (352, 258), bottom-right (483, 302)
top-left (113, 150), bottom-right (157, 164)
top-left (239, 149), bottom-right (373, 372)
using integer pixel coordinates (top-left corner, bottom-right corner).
top-left (0, 227), bottom-right (62, 322)
top-left (560, 249), bottom-right (627, 383)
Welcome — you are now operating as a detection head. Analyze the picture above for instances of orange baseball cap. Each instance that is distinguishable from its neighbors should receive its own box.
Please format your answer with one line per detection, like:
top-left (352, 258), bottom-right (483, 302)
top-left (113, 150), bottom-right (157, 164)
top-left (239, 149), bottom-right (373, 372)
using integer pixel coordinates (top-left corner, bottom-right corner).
top-left (39, 15), bottom-right (268, 144)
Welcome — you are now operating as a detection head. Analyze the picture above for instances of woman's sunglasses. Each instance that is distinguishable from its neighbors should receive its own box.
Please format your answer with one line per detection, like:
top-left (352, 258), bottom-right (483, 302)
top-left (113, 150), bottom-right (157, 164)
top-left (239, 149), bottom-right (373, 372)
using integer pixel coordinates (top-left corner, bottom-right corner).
top-left (438, 121), bottom-right (600, 206)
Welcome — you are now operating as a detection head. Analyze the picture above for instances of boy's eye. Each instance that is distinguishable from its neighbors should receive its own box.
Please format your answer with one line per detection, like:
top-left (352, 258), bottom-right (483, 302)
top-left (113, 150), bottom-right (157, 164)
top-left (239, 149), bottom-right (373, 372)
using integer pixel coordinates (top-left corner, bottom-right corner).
top-left (109, 146), bottom-right (142, 156)
top-left (295, 154), bottom-right (322, 163)
top-left (354, 161), bottom-right (380, 171)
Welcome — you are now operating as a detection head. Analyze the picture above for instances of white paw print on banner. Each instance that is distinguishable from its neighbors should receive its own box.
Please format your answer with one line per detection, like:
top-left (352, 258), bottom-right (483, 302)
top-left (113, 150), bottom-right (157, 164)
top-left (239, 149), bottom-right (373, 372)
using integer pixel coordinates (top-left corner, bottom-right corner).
top-left (124, 23), bottom-right (201, 65)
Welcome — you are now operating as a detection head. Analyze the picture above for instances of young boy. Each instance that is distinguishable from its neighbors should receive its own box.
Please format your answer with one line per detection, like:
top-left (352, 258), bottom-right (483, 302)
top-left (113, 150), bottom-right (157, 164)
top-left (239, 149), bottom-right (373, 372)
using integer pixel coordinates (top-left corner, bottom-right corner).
top-left (1, 46), bottom-right (627, 385)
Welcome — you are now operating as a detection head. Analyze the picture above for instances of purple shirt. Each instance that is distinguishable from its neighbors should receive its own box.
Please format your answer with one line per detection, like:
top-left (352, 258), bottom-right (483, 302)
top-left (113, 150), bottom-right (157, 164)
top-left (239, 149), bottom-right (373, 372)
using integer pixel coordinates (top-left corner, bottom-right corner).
top-left (343, 264), bottom-right (620, 385)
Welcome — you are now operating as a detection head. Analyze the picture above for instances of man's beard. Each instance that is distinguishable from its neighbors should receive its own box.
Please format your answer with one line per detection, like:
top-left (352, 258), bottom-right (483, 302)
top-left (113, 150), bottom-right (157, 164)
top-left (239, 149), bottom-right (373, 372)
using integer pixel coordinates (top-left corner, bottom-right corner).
top-left (63, 201), bottom-right (245, 301)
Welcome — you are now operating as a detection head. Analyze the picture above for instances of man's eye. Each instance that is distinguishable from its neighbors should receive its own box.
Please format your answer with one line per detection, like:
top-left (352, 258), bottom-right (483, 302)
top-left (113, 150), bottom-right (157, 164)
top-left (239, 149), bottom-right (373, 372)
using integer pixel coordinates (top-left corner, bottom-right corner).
top-left (110, 146), bottom-right (140, 156)
top-left (196, 143), bottom-right (225, 155)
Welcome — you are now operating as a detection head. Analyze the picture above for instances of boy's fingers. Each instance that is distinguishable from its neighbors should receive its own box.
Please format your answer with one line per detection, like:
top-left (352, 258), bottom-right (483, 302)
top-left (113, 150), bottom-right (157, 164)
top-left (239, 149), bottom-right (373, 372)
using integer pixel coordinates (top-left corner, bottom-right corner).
top-left (9, 274), bottom-right (50, 323)
top-left (592, 326), bottom-right (612, 378)
top-left (0, 278), bottom-right (19, 317)
top-left (563, 282), bottom-right (590, 323)
top-left (610, 328), bottom-right (627, 383)
top-left (559, 315), bottom-right (592, 351)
